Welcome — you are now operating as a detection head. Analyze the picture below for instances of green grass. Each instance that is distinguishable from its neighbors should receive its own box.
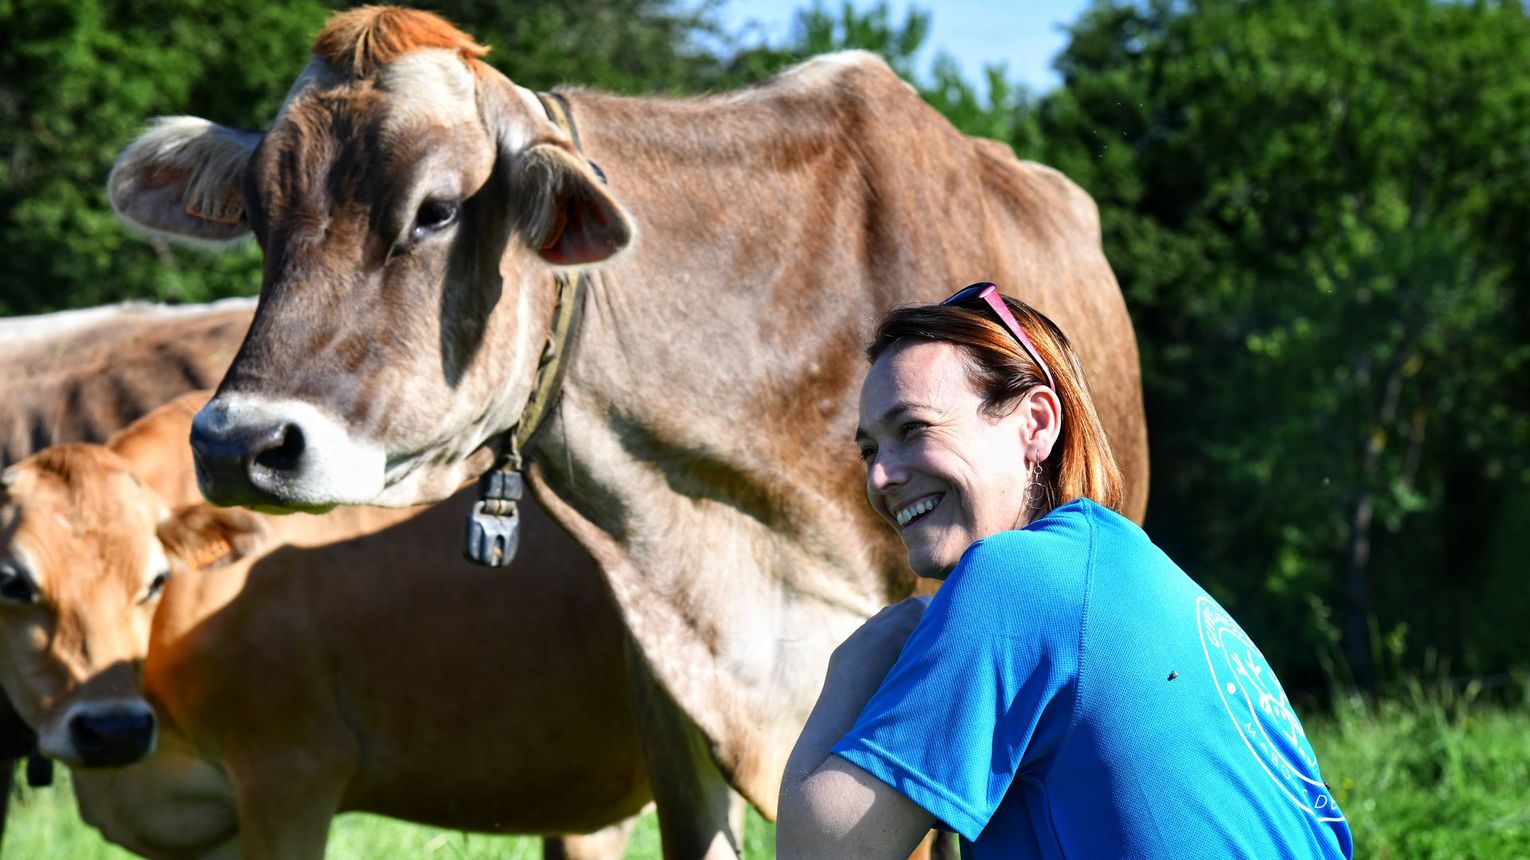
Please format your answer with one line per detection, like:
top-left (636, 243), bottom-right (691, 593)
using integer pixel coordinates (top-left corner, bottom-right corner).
top-left (6, 686), bottom-right (1526, 859)
top-left (1, 774), bottom-right (775, 859)
top-left (1307, 682), bottom-right (1530, 859)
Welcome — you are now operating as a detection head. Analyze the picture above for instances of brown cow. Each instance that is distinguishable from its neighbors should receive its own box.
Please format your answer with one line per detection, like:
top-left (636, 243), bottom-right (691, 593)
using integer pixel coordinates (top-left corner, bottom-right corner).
top-left (0, 298), bottom-right (256, 852)
top-left (108, 8), bottom-right (1149, 856)
top-left (0, 392), bottom-right (650, 859)
top-left (1, 304), bottom-right (649, 857)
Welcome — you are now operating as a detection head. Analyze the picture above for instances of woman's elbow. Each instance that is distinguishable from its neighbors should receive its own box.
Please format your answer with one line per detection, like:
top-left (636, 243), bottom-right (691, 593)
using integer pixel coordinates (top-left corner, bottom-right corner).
top-left (777, 774), bottom-right (850, 859)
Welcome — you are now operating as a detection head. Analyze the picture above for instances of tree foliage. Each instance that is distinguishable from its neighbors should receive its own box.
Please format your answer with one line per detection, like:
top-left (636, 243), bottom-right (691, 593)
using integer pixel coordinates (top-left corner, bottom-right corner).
top-left (1036, 0), bottom-right (1530, 685)
top-left (425, 0), bottom-right (728, 94)
top-left (0, 0), bottom-right (331, 313)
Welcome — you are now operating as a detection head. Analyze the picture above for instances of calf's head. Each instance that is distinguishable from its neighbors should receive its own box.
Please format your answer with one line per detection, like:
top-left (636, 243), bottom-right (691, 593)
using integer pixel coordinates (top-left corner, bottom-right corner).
top-left (0, 447), bottom-right (259, 767)
top-left (110, 7), bottom-right (632, 510)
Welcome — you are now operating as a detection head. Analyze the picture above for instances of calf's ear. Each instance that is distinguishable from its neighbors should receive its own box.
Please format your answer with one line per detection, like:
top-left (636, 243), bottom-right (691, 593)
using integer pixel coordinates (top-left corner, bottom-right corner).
top-left (510, 143), bottom-right (633, 266)
top-left (109, 117), bottom-right (261, 245)
top-left (158, 505), bottom-right (267, 572)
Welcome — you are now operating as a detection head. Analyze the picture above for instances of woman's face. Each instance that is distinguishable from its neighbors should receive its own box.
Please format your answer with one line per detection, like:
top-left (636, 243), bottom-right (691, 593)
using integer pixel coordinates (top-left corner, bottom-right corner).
top-left (856, 339), bottom-right (1037, 578)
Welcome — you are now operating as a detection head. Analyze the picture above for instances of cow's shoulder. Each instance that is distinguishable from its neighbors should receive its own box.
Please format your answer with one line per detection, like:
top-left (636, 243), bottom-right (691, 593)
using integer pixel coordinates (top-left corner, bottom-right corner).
top-left (747, 50), bottom-right (930, 128)
top-left (767, 50), bottom-right (910, 97)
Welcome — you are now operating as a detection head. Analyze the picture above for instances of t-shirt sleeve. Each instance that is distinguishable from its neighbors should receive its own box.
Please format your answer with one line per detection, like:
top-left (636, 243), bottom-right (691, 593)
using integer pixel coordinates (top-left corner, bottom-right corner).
top-left (831, 529), bottom-right (1089, 841)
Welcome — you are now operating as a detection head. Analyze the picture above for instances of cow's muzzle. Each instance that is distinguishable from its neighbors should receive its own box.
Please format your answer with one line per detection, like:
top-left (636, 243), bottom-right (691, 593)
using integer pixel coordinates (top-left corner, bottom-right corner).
top-left (190, 396), bottom-right (385, 510)
top-left (67, 705), bottom-right (156, 768)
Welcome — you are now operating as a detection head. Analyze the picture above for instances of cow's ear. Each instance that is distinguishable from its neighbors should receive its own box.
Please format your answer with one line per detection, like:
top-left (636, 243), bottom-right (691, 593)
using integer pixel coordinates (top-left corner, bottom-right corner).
top-left (511, 143), bottom-right (634, 266)
top-left (476, 67), bottom-right (631, 265)
top-left (109, 117), bottom-right (261, 245)
top-left (157, 505), bottom-right (267, 572)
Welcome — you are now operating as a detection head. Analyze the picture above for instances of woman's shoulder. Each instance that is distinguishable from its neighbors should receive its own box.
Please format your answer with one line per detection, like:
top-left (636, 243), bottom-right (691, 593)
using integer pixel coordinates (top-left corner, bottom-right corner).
top-left (946, 500), bottom-right (1103, 619)
top-left (966, 498), bottom-right (1102, 564)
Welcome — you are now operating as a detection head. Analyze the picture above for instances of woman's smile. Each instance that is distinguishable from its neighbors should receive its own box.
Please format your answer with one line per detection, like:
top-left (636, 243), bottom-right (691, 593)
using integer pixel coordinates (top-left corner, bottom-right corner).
top-left (894, 493), bottom-right (944, 528)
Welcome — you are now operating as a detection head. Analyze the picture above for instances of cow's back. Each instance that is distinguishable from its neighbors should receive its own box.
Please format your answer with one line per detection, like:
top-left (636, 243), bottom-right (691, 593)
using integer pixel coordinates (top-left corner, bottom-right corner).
top-left (0, 298), bottom-right (255, 467)
top-left (566, 54), bottom-right (1146, 522)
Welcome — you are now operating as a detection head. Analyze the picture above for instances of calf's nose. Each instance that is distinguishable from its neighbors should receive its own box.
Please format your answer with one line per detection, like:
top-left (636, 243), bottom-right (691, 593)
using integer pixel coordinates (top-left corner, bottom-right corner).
top-left (69, 709), bottom-right (155, 768)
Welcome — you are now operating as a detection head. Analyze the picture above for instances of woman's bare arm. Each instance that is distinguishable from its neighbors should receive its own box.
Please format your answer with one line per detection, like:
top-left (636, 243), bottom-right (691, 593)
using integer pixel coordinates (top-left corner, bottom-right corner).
top-left (777, 597), bottom-right (936, 859)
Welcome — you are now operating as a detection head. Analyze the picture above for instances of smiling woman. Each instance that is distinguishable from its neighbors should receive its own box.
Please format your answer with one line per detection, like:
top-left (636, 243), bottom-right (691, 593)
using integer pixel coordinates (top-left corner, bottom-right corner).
top-left (779, 286), bottom-right (1354, 859)
top-left (853, 284), bottom-right (1122, 578)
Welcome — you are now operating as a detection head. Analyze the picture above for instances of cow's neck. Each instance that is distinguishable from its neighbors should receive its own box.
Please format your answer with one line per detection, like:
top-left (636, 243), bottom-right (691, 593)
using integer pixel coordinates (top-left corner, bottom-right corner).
top-left (518, 87), bottom-right (946, 810)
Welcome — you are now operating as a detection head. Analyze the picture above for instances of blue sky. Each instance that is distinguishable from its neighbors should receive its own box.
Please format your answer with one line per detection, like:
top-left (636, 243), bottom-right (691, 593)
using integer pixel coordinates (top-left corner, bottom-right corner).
top-left (719, 0), bottom-right (1092, 91)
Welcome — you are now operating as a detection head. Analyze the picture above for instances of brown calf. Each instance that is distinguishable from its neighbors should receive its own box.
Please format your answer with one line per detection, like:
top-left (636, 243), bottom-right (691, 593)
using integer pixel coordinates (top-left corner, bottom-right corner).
top-left (0, 393), bottom-right (649, 859)
top-left (0, 298), bottom-right (257, 850)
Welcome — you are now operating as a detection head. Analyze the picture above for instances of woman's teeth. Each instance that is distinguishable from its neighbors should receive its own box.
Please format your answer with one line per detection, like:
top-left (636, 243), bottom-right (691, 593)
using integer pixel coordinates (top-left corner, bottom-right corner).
top-left (896, 496), bottom-right (940, 527)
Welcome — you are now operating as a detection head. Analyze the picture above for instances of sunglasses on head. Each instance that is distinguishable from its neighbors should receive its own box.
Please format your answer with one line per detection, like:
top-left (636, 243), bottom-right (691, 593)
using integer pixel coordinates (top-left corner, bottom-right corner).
top-left (940, 282), bottom-right (1057, 390)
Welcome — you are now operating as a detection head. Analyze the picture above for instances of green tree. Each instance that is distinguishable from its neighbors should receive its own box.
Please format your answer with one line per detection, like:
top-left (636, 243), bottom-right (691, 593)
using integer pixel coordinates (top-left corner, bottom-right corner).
top-left (0, 0), bottom-right (331, 314)
top-left (722, 0), bottom-right (929, 82)
top-left (0, 0), bottom-right (733, 316)
top-left (425, 0), bottom-right (729, 94)
top-left (1037, 0), bottom-right (1530, 687)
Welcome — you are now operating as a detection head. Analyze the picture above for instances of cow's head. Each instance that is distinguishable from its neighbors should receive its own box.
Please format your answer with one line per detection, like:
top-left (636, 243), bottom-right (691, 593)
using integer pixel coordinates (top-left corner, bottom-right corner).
top-left (109, 7), bottom-right (632, 510)
top-left (0, 447), bottom-right (261, 767)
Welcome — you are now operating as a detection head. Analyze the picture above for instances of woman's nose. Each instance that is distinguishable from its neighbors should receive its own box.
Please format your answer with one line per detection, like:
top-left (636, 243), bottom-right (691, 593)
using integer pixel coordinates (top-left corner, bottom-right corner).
top-left (867, 452), bottom-right (907, 491)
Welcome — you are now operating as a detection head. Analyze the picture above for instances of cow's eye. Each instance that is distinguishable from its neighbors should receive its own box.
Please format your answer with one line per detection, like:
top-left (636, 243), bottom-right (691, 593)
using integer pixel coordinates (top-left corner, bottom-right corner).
top-left (411, 199), bottom-right (460, 241)
top-left (140, 570), bottom-right (171, 604)
top-left (0, 562), bottom-right (37, 605)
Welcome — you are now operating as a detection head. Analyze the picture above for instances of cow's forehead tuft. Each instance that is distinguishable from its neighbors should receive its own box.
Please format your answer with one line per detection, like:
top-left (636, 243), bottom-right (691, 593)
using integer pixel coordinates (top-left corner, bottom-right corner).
top-left (312, 6), bottom-right (489, 80)
top-left (15, 448), bottom-right (155, 537)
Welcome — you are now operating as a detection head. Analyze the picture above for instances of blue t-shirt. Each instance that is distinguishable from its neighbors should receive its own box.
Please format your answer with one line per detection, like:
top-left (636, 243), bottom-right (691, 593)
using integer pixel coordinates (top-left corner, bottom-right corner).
top-left (833, 499), bottom-right (1352, 859)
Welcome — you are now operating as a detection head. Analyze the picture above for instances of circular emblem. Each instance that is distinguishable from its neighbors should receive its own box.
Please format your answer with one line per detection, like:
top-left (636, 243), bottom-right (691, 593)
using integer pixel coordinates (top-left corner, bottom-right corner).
top-left (1197, 596), bottom-right (1343, 822)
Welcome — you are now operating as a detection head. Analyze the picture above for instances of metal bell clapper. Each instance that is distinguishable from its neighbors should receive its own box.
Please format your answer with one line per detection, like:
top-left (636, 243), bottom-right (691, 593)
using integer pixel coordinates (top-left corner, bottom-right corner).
top-left (463, 469), bottom-right (522, 567)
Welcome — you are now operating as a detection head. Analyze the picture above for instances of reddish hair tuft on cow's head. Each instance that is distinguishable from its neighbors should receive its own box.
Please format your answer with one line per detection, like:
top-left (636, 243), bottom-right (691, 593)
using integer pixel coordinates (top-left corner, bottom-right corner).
top-left (312, 5), bottom-right (490, 78)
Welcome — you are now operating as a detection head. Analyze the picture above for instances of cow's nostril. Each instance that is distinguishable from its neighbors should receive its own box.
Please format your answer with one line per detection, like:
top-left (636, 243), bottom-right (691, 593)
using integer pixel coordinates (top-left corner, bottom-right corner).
top-left (69, 714), bottom-right (106, 755)
top-left (252, 423), bottom-right (305, 473)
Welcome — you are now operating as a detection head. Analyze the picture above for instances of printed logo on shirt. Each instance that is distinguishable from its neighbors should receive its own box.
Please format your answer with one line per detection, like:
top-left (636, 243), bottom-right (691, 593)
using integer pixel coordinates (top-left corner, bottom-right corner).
top-left (1197, 596), bottom-right (1343, 823)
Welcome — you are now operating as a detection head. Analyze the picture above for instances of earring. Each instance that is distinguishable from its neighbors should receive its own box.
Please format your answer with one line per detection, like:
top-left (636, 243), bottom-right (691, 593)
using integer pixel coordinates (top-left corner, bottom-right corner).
top-left (1023, 461), bottom-right (1045, 512)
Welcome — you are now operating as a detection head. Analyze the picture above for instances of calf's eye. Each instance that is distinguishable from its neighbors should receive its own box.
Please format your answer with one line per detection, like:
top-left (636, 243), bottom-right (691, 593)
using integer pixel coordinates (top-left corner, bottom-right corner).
top-left (141, 571), bottom-right (171, 604)
top-left (0, 563), bottom-right (37, 605)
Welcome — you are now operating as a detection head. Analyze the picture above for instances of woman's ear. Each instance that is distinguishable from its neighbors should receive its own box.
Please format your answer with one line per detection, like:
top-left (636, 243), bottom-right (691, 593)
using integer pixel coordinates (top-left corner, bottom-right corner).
top-left (1018, 386), bottom-right (1063, 465)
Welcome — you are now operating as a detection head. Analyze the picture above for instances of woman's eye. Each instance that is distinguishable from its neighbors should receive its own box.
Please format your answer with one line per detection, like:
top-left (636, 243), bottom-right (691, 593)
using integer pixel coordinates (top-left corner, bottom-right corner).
top-left (410, 199), bottom-right (460, 241)
top-left (857, 446), bottom-right (877, 464)
top-left (899, 421), bottom-right (927, 438)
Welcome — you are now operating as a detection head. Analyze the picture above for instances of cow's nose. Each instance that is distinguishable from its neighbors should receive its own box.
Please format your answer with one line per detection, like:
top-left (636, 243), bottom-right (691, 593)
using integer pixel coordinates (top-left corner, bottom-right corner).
top-left (191, 415), bottom-right (303, 506)
top-left (69, 709), bottom-right (155, 768)
top-left (190, 396), bottom-right (385, 508)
